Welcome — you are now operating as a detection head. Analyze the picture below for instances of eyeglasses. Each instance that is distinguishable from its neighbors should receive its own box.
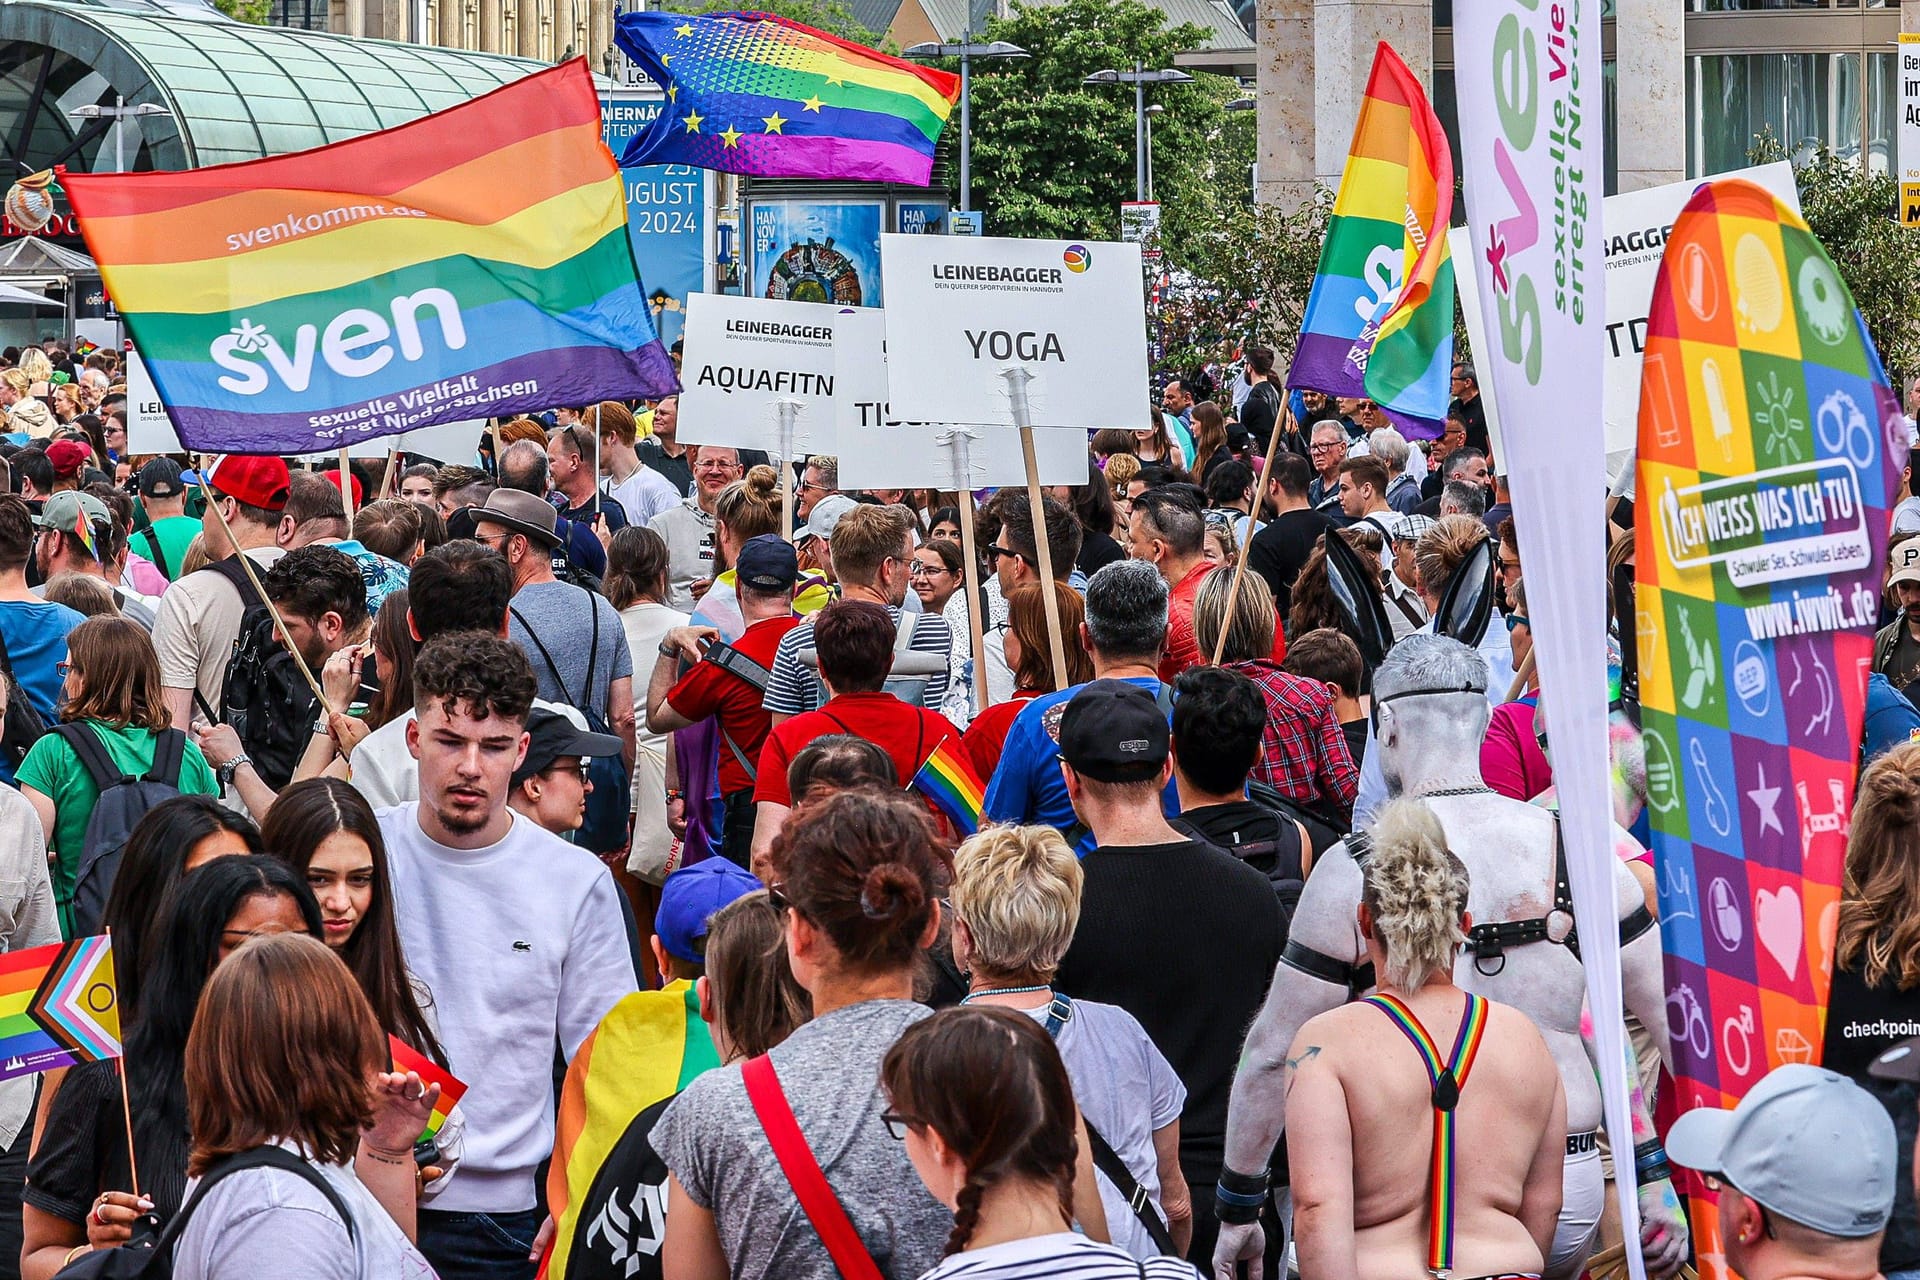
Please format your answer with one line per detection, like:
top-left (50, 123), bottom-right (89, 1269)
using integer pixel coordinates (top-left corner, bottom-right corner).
top-left (768, 882), bottom-right (791, 913)
top-left (543, 760), bottom-right (591, 780)
top-left (56, 660), bottom-right (71, 676)
top-left (908, 562), bottom-right (950, 578)
top-left (880, 1110), bottom-right (918, 1141)
top-left (1309, 441), bottom-right (1343, 453)
top-left (1505, 614), bottom-right (1530, 633)
top-left (798, 479), bottom-right (830, 493)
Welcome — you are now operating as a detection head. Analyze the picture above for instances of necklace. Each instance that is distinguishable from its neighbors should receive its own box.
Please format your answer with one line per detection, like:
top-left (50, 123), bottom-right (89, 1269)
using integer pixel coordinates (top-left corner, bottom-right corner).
top-left (962, 985), bottom-right (1050, 1003)
top-left (1416, 784), bottom-right (1496, 798)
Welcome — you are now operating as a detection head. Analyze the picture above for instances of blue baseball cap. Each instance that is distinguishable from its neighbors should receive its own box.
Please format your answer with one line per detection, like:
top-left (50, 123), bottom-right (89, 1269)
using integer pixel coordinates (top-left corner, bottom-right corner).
top-left (655, 858), bottom-right (761, 963)
top-left (735, 534), bottom-right (799, 593)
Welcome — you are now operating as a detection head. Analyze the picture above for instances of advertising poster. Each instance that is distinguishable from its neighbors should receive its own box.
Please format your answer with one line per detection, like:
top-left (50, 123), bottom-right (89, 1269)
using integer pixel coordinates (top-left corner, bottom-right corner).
top-left (749, 200), bottom-right (885, 306)
top-left (896, 201), bottom-right (950, 235)
top-left (600, 95), bottom-right (710, 351)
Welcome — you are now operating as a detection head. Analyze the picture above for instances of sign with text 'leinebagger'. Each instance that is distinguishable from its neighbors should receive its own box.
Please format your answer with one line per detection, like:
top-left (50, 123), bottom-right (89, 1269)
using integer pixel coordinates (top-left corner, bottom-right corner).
top-left (832, 309), bottom-right (1090, 489)
top-left (878, 233), bottom-right (1148, 431)
top-left (677, 292), bottom-right (843, 457)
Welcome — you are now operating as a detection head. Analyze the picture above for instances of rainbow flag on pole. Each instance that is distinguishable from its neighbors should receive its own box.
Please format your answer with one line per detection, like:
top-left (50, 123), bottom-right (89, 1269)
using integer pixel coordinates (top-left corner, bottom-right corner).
top-left (1287, 42), bottom-right (1455, 437)
top-left (911, 741), bottom-right (984, 836)
top-left (60, 61), bottom-right (679, 457)
top-left (613, 12), bottom-right (960, 185)
top-left (389, 1035), bottom-right (468, 1144)
top-left (0, 936), bottom-right (120, 1080)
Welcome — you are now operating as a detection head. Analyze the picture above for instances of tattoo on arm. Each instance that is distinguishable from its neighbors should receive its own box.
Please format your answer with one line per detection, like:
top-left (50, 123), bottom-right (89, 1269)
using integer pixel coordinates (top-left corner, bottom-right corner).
top-left (1282, 1045), bottom-right (1322, 1098)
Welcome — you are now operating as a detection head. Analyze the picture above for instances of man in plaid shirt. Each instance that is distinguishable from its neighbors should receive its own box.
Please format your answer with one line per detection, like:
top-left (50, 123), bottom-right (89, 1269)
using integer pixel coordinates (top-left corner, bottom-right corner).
top-left (1236, 658), bottom-right (1358, 820)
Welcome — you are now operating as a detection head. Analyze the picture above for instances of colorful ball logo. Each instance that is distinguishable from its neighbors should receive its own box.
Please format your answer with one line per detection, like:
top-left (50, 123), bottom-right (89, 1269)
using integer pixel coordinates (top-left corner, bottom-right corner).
top-left (1063, 244), bottom-right (1091, 273)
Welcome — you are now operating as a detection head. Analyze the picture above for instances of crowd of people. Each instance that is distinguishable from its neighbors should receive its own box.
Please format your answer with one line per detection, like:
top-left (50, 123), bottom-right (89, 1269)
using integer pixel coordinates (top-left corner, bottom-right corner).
top-left (0, 336), bottom-right (1907, 1280)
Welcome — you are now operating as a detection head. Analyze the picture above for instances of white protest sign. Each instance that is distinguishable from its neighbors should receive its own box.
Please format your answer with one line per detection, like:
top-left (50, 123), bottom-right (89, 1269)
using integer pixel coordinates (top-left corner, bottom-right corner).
top-left (878, 233), bottom-right (1148, 431)
top-left (343, 418), bottom-right (485, 465)
top-left (677, 293), bottom-right (842, 458)
top-left (1602, 162), bottom-right (1799, 461)
top-left (832, 310), bottom-right (1089, 489)
top-left (124, 349), bottom-right (184, 454)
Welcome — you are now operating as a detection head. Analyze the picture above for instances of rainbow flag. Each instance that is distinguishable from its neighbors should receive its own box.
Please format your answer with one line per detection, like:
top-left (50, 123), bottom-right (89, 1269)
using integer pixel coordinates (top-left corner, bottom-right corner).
top-left (542, 983), bottom-right (718, 1279)
top-left (1287, 42), bottom-right (1455, 437)
top-left (389, 1035), bottom-right (468, 1143)
top-left (911, 740), bottom-right (983, 836)
top-left (60, 62), bottom-right (678, 458)
top-left (613, 12), bottom-right (960, 185)
top-left (72, 510), bottom-right (98, 562)
top-left (0, 936), bottom-right (120, 1081)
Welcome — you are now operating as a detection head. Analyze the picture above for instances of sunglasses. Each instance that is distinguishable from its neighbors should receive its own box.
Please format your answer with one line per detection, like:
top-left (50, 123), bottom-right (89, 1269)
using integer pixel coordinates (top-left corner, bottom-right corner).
top-left (985, 544), bottom-right (1031, 566)
top-left (1506, 614), bottom-right (1530, 633)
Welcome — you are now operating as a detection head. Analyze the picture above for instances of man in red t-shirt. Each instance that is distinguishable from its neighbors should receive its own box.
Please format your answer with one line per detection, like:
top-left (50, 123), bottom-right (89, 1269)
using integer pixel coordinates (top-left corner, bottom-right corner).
top-left (645, 535), bottom-right (800, 867)
top-left (1131, 486), bottom-right (1285, 680)
top-left (750, 599), bottom-right (957, 876)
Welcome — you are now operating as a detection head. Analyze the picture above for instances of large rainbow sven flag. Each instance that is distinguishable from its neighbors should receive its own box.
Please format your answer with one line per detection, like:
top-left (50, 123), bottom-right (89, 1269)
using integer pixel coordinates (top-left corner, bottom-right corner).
top-left (1287, 42), bottom-right (1455, 437)
top-left (61, 61), bottom-right (679, 457)
top-left (613, 11), bottom-right (960, 185)
top-left (0, 936), bottom-right (120, 1081)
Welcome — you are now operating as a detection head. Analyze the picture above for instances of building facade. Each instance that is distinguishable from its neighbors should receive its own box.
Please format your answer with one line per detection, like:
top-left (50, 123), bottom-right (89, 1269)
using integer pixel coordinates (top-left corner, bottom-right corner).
top-left (1258, 0), bottom-right (1912, 210)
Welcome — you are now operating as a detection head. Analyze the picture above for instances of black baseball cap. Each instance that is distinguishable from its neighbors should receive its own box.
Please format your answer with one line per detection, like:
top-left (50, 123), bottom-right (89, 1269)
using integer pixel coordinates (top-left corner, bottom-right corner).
top-left (511, 709), bottom-right (621, 787)
top-left (137, 457), bottom-right (184, 499)
top-left (735, 534), bottom-right (798, 592)
top-left (1058, 679), bottom-right (1168, 783)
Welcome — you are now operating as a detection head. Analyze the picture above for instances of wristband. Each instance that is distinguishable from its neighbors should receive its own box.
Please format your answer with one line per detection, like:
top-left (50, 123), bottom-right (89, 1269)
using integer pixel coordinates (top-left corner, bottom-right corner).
top-left (1634, 1139), bottom-right (1671, 1184)
top-left (1214, 1165), bottom-right (1268, 1226)
top-left (658, 642), bottom-right (679, 658)
top-left (1218, 1165), bottom-right (1269, 1198)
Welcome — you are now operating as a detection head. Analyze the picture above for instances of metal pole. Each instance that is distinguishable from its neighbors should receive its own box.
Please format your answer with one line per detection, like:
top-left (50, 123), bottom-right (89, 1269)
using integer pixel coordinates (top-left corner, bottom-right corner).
top-left (113, 96), bottom-right (125, 175)
top-left (1133, 64), bottom-right (1145, 203)
top-left (960, 52), bottom-right (972, 213)
top-left (1145, 110), bottom-right (1153, 201)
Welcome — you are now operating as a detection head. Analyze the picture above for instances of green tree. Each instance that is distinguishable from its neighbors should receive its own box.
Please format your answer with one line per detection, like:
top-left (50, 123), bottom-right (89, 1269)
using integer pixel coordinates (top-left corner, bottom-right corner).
top-left (213, 0), bottom-right (269, 23)
top-left (960, 0), bottom-right (1239, 241)
top-left (1752, 134), bottom-right (1920, 380)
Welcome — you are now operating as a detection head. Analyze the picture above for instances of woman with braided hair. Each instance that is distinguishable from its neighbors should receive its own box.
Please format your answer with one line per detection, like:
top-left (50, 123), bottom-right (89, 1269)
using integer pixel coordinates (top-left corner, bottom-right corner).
top-left (881, 1004), bottom-right (1198, 1278)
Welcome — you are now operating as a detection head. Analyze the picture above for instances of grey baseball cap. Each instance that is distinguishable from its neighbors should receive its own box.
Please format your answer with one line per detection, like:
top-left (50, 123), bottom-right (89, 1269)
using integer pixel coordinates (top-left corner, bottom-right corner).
top-left (800, 494), bottom-right (857, 546)
top-left (1665, 1064), bottom-right (1894, 1238)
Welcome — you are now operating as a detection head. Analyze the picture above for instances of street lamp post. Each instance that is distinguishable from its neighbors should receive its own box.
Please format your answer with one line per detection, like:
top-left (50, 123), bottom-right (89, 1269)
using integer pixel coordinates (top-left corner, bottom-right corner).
top-left (67, 97), bottom-right (172, 174)
top-left (904, 39), bottom-right (1029, 214)
top-left (1083, 64), bottom-right (1193, 202)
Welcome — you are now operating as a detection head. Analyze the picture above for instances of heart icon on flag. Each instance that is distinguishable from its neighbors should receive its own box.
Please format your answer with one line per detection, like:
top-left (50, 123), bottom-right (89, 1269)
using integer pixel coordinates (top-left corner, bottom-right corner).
top-left (1754, 884), bottom-right (1803, 981)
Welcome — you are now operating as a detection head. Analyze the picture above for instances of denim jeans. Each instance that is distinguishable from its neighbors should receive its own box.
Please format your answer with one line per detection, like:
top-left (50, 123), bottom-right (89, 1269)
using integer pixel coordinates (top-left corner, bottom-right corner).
top-left (418, 1207), bottom-right (542, 1280)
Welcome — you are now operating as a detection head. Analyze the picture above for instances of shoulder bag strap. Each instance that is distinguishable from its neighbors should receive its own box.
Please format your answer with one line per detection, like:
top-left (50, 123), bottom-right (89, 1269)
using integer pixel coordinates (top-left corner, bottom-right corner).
top-left (50, 723), bottom-right (121, 790)
top-left (152, 1145), bottom-right (357, 1251)
top-left (139, 526), bottom-right (170, 580)
top-left (740, 1054), bottom-right (885, 1280)
top-left (892, 611), bottom-right (915, 662)
top-left (508, 606), bottom-right (573, 702)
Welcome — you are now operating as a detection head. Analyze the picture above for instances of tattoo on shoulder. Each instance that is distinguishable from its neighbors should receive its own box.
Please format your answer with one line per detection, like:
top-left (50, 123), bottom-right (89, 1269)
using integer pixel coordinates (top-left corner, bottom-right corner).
top-left (1282, 1045), bottom-right (1322, 1097)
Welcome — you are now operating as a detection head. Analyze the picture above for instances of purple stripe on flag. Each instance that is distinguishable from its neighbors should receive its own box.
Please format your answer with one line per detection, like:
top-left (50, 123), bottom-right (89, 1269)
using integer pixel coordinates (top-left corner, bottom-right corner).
top-left (164, 342), bottom-right (680, 456)
top-left (628, 131), bottom-right (937, 186)
top-left (1287, 330), bottom-right (1370, 401)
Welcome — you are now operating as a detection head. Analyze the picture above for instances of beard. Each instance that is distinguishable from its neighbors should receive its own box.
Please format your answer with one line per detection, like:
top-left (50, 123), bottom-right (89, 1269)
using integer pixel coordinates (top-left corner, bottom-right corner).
top-left (430, 791), bottom-right (492, 834)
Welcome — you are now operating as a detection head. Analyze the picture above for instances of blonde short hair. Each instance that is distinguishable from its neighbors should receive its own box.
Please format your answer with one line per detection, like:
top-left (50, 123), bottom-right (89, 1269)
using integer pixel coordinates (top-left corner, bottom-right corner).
top-left (951, 826), bottom-right (1083, 984)
top-left (1194, 567), bottom-right (1276, 664)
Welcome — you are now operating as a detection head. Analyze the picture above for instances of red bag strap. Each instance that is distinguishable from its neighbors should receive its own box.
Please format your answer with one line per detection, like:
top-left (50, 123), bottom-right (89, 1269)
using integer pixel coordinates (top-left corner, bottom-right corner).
top-left (741, 1054), bottom-right (886, 1280)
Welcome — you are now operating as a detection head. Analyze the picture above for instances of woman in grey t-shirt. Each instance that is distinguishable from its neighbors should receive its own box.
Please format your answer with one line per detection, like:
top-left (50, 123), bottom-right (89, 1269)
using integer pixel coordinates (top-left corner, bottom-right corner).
top-left (652, 788), bottom-right (955, 1280)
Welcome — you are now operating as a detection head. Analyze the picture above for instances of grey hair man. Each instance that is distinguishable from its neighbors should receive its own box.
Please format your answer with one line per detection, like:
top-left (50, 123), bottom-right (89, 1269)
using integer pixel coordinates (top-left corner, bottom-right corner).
top-left (1214, 637), bottom-right (1688, 1280)
top-left (982, 559), bottom-right (1174, 854)
top-left (1367, 427), bottom-right (1422, 515)
top-left (1440, 479), bottom-right (1488, 519)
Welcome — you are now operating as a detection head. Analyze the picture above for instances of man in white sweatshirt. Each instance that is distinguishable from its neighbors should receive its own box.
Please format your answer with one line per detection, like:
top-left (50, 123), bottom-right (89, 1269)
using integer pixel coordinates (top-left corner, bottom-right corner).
top-left (379, 630), bottom-right (637, 1280)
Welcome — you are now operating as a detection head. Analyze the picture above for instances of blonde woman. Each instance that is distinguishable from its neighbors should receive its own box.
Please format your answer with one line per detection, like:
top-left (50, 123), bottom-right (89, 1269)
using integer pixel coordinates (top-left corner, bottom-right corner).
top-left (1285, 800), bottom-right (1566, 1280)
top-left (1829, 741), bottom-right (1920, 1276)
top-left (949, 824), bottom-right (1191, 1261)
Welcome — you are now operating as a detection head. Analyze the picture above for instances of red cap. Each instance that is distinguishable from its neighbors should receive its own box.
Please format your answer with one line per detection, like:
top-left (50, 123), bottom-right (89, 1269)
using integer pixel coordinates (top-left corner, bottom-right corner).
top-left (323, 469), bottom-right (363, 508)
top-left (208, 455), bottom-right (291, 511)
top-left (45, 439), bottom-right (89, 478)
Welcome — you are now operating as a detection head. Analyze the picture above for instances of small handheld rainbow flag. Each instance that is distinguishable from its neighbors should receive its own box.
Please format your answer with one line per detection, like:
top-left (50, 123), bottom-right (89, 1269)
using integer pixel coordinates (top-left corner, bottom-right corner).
top-left (613, 12), bottom-right (960, 185)
top-left (911, 741), bottom-right (983, 836)
top-left (72, 512), bottom-right (98, 563)
top-left (389, 1035), bottom-right (468, 1143)
top-left (0, 936), bottom-right (120, 1081)
top-left (1287, 41), bottom-right (1455, 437)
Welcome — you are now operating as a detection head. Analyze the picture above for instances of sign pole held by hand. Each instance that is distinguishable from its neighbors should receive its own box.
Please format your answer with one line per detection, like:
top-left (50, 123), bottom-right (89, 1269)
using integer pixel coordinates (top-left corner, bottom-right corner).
top-left (105, 926), bottom-right (140, 1201)
top-left (940, 427), bottom-right (991, 714)
top-left (776, 399), bottom-right (800, 543)
top-left (592, 405), bottom-right (603, 516)
top-left (1211, 404), bottom-right (1289, 666)
top-left (378, 449), bottom-right (397, 502)
top-left (1002, 368), bottom-right (1069, 692)
top-left (337, 449), bottom-right (356, 521)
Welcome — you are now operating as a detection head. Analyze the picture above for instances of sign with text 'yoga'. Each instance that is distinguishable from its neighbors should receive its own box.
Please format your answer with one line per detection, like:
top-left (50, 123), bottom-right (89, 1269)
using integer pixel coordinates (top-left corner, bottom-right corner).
top-left (831, 309), bottom-right (1089, 489)
top-left (878, 232), bottom-right (1147, 431)
top-left (1635, 181), bottom-right (1900, 1277)
top-left (677, 292), bottom-right (843, 457)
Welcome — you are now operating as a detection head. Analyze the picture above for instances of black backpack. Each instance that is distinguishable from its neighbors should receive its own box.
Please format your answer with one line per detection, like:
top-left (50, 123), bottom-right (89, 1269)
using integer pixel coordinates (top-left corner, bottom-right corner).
top-left (62, 722), bottom-right (186, 939)
top-left (54, 1145), bottom-right (355, 1279)
top-left (206, 557), bottom-right (311, 791)
top-left (1175, 780), bottom-right (1314, 931)
top-left (0, 623), bottom-right (47, 771)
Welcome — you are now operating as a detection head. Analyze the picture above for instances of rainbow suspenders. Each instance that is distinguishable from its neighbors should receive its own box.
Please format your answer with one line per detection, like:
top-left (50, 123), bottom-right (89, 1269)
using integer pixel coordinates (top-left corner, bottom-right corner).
top-left (1362, 992), bottom-right (1491, 1278)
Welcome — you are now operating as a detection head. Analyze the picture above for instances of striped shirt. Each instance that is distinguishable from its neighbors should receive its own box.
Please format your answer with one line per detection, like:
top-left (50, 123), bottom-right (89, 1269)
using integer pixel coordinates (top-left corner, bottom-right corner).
top-left (917, 1233), bottom-right (1200, 1279)
top-left (762, 603), bottom-right (953, 716)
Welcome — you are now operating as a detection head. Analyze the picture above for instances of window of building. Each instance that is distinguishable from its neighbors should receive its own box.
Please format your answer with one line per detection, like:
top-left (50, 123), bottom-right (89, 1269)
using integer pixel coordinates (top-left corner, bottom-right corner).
top-left (1689, 50), bottom-right (1893, 175)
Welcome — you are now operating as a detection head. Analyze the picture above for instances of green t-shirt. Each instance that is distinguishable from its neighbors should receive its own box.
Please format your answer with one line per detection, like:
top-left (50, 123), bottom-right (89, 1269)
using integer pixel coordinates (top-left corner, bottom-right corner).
top-left (16, 720), bottom-right (219, 935)
top-left (131, 515), bottom-right (201, 582)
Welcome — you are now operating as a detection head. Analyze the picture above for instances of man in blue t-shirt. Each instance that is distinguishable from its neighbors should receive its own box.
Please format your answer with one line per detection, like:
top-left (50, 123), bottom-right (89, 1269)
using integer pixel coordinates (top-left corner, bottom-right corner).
top-left (983, 559), bottom-right (1179, 852)
top-left (0, 495), bottom-right (82, 783)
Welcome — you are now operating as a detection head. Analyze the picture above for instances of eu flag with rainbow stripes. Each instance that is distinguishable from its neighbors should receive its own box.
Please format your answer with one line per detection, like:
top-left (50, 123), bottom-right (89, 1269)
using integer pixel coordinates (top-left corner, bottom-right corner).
top-left (613, 12), bottom-right (960, 185)
top-left (1287, 42), bottom-right (1455, 437)
top-left (60, 61), bottom-right (679, 457)
top-left (911, 741), bottom-right (983, 836)
top-left (0, 936), bottom-right (120, 1081)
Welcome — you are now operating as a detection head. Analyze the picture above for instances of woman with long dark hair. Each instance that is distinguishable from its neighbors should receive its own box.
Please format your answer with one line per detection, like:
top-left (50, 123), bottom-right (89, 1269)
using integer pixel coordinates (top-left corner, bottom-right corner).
top-left (1051, 471), bottom-right (1124, 577)
top-left (21, 857), bottom-right (322, 1278)
top-left (882, 1006), bottom-right (1196, 1277)
top-left (361, 591), bottom-right (417, 731)
top-left (99, 797), bottom-right (261, 1019)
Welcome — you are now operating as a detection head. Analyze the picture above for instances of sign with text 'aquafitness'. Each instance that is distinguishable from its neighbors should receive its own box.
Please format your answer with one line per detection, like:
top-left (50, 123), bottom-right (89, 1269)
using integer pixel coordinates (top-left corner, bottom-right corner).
top-left (60, 61), bottom-right (678, 457)
top-left (878, 233), bottom-right (1148, 431)
top-left (677, 293), bottom-right (842, 456)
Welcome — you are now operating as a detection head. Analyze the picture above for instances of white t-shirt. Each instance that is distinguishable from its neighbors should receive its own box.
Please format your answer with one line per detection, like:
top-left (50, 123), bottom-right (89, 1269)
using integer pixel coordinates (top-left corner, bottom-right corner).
top-left (151, 547), bottom-right (286, 715)
top-left (604, 466), bottom-right (680, 527)
top-left (378, 803), bottom-right (637, 1213)
top-left (172, 1153), bottom-right (434, 1280)
top-left (916, 1232), bottom-right (1200, 1279)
